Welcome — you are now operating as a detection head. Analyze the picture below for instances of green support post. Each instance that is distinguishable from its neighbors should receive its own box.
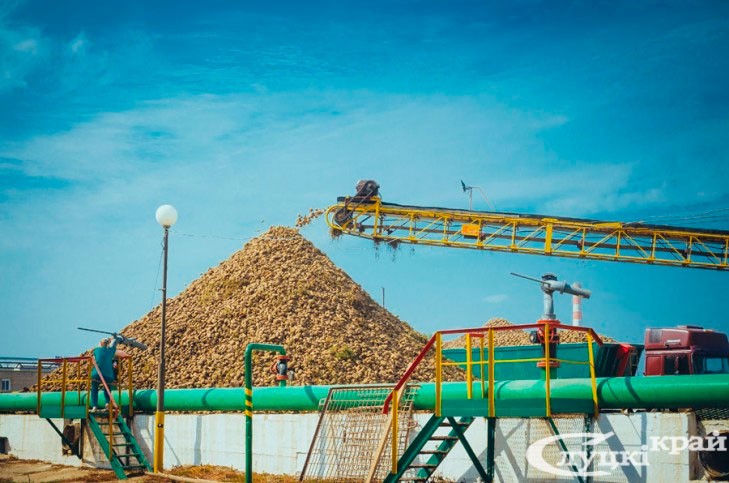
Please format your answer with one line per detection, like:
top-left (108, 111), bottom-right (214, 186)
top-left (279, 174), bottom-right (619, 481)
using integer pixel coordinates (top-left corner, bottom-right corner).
top-left (447, 417), bottom-right (489, 482)
top-left (244, 343), bottom-right (286, 483)
top-left (546, 417), bottom-right (586, 483)
top-left (486, 417), bottom-right (496, 483)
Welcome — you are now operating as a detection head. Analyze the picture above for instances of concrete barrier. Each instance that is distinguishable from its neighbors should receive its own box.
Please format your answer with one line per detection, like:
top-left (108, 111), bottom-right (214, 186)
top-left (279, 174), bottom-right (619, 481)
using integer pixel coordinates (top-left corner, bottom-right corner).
top-left (0, 411), bottom-right (717, 481)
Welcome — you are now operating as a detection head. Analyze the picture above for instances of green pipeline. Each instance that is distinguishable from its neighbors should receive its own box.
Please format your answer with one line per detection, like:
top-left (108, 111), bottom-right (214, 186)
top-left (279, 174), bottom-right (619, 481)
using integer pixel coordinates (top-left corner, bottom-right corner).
top-left (3, 375), bottom-right (729, 413)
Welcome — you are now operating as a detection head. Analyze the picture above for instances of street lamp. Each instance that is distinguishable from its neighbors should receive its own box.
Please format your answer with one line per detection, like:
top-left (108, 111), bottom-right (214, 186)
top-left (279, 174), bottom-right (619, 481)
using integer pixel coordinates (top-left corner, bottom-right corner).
top-left (154, 204), bottom-right (177, 473)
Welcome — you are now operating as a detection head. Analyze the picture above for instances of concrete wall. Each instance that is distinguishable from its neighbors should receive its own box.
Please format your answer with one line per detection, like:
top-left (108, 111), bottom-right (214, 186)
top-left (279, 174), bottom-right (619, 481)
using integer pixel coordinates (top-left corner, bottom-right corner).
top-left (0, 411), bottom-right (719, 481)
top-left (425, 413), bottom-right (698, 482)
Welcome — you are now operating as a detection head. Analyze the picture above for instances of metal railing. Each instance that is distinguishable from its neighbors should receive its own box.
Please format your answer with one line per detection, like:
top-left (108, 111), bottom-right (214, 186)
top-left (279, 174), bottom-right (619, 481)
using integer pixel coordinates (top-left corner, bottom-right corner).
top-left (36, 356), bottom-right (92, 417)
top-left (327, 197), bottom-right (729, 270)
top-left (36, 355), bottom-right (135, 419)
top-left (382, 322), bottom-right (603, 474)
top-left (36, 355), bottom-right (136, 458)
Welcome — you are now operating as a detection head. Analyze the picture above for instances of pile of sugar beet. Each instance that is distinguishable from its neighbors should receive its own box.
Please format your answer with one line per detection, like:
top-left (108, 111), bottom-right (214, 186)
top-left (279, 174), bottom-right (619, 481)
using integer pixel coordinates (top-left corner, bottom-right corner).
top-left (76, 226), bottom-right (459, 388)
top-left (51, 226), bottom-right (613, 389)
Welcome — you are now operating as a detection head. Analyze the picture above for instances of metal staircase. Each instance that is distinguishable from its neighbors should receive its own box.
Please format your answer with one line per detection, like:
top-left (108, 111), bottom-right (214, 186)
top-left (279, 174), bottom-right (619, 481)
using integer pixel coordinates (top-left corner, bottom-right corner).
top-left (385, 415), bottom-right (487, 483)
top-left (87, 413), bottom-right (152, 479)
top-left (36, 355), bottom-right (150, 480)
top-left (374, 323), bottom-right (603, 482)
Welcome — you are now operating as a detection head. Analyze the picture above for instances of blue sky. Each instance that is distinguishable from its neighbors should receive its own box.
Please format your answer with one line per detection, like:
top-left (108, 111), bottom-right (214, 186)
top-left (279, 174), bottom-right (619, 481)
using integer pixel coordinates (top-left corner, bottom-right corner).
top-left (1, 0), bottom-right (728, 358)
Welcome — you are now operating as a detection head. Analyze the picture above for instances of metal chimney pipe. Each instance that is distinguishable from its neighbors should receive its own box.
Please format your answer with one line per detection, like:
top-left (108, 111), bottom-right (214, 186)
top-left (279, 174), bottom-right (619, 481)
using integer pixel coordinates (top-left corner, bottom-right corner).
top-left (572, 282), bottom-right (582, 326)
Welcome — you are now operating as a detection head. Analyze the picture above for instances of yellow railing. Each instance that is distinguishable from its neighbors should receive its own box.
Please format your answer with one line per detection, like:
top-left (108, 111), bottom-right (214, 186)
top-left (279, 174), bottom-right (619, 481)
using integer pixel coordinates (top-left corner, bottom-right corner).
top-left (435, 322), bottom-right (601, 419)
top-left (37, 355), bottom-right (136, 460)
top-left (384, 322), bottom-right (603, 474)
top-left (36, 356), bottom-right (92, 417)
top-left (327, 197), bottom-right (729, 270)
top-left (36, 355), bottom-right (136, 419)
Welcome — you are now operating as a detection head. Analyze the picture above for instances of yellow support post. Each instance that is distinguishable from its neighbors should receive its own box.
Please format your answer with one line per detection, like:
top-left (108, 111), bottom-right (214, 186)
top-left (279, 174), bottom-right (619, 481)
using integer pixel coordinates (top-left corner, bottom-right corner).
top-left (544, 222), bottom-right (553, 254)
top-left (465, 334), bottom-right (473, 399)
top-left (117, 366), bottom-right (122, 413)
top-left (488, 329), bottom-right (495, 418)
top-left (85, 360), bottom-right (92, 415)
top-left (108, 410), bottom-right (113, 458)
top-left (75, 362), bottom-right (81, 402)
top-left (479, 336), bottom-right (486, 399)
top-left (128, 359), bottom-right (134, 417)
top-left (391, 388), bottom-right (398, 474)
top-left (435, 332), bottom-right (442, 417)
top-left (544, 323), bottom-right (552, 417)
top-left (36, 362), bottom-right (42, 415)
top-left (60, 360), bottom-right (67, 418)
top-left (154, 411), bottom-right (165, 473)
top-left (586, 333), bottom-right (599, 418)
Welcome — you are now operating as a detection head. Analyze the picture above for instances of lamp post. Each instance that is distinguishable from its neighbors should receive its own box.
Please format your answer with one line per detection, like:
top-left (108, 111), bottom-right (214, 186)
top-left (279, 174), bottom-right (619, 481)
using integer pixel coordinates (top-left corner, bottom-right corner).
top-left (154, 204), bottom-right (177, 473)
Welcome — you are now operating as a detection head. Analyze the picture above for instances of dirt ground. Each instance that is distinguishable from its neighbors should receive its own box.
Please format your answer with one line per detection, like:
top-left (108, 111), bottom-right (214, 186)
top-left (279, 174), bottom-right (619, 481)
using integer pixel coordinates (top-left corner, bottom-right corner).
top-left (0, 455), bottom-right (302, 482)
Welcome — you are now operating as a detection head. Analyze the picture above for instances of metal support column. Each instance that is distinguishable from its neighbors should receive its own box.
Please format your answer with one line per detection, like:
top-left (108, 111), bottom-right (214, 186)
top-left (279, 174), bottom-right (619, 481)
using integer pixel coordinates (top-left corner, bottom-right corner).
top-left (486, 417), bottom-right (496, 483)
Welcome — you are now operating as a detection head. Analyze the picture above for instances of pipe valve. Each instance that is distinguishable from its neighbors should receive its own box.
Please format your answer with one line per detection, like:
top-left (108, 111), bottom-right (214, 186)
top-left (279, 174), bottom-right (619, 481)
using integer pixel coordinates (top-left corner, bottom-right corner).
top-left (272, 355), bottom-right (291, 381)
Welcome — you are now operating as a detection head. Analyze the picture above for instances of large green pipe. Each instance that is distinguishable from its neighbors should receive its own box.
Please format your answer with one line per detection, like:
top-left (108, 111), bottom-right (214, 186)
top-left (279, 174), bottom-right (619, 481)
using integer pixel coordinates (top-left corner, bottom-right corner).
top-left (3, 375), bottom-right (729, 413)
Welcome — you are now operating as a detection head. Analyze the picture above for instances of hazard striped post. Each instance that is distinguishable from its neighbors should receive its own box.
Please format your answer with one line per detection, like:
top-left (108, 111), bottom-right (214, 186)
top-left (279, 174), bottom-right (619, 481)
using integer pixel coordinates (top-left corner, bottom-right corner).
top-left (245, 387), bottom-right (253, 417)
top-left (244, 343), bottom-right (286, 483)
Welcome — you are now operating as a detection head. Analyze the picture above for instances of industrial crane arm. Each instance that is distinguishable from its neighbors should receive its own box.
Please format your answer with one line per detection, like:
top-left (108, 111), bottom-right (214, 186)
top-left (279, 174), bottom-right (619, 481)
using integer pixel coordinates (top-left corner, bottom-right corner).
top-left (326, 189), bottom-right (729, 271)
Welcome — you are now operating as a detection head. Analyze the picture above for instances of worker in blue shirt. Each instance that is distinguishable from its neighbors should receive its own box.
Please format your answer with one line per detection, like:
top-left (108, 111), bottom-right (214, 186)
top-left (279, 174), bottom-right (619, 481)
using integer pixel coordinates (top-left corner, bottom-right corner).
top-left (90, 337), bottom-right (121, 411)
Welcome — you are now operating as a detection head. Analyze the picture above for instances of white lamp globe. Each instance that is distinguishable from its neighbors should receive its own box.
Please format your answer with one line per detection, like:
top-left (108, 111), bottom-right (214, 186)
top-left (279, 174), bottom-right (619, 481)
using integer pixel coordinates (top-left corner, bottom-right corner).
top-left (156, 204), bottom-right (178, 227)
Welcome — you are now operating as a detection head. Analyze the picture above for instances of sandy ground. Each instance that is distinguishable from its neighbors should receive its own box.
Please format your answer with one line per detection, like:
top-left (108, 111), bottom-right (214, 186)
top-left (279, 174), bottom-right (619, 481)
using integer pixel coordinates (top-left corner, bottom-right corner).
top-left (0, 455), bottom-right (301, 482)
top-left (0, 455), bottom-right (182, 482)
top-left (0, 455), bottom-right (117, 482)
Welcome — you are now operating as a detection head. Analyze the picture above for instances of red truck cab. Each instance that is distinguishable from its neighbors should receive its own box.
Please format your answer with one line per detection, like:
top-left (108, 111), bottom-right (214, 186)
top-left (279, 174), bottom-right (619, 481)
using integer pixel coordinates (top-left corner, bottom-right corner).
top-left (644, 325), bottom-right (729, 376)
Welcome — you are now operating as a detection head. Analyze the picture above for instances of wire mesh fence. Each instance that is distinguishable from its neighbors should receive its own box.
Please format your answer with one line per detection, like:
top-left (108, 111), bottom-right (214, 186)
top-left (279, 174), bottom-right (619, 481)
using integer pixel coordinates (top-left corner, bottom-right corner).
top-left (301, 384), bottom-right (418, 482)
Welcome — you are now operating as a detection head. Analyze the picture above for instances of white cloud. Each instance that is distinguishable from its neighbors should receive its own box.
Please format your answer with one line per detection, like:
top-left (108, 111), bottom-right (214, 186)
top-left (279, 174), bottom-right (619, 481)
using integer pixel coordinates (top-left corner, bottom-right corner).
top-left (0, 91), bottom-right (694, 254)
top-left (0, 21), bottom-right (48, 91)
top-left (69, 33), bottom-right (87, 54)
top-left (13, 38), bottom-right (36, 53)
top-left (483, 294), bottom-right (508, 304)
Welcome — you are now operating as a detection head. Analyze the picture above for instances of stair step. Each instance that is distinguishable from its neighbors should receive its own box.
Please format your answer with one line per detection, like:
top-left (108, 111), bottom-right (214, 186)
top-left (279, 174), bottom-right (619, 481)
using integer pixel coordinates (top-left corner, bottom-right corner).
top-left (121, 464), bottom-right (146, 471)
top-left (440, 421), bottom-right (470, 427)
top-left (115, 451), bottom-right (141, 457)
top-left (419, 449), bottom-right (448, 455)
top-left (409, 463), bottom-right (438, 469)
top-left (430, 436), bottom-right (458, 441)
top-left (112, 443), bottom-right (134, 447)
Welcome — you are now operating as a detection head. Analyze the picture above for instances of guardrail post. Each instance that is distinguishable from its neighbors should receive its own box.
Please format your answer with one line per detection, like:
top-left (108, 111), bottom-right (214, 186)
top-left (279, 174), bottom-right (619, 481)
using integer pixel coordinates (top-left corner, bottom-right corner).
top-left (466, 334), bottom-right (472, 399)
top-left (479, 336), bottom-right (486, 399)
top-left (391, 388), bottom-right (399, 474)
top-left (60, 360), bottom-right (67, 418)
top-left (128, 358), bottom-right (134, 417)
top-left (36, 362), bottom-right (42, 414)
top-left (488, 329), bottom-right (495, 418)
top-left (544, 322), bottom-right (552, 417)
top-left (435, 333), bottom-right (442, 417)
top-left (586, 333), bottom-right (598, 417)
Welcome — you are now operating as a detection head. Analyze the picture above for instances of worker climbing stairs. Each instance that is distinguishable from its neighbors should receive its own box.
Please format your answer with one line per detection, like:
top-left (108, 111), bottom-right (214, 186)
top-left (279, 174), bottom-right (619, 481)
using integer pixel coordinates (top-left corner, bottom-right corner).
top-left (35, 354), bottom-right (151, 480)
